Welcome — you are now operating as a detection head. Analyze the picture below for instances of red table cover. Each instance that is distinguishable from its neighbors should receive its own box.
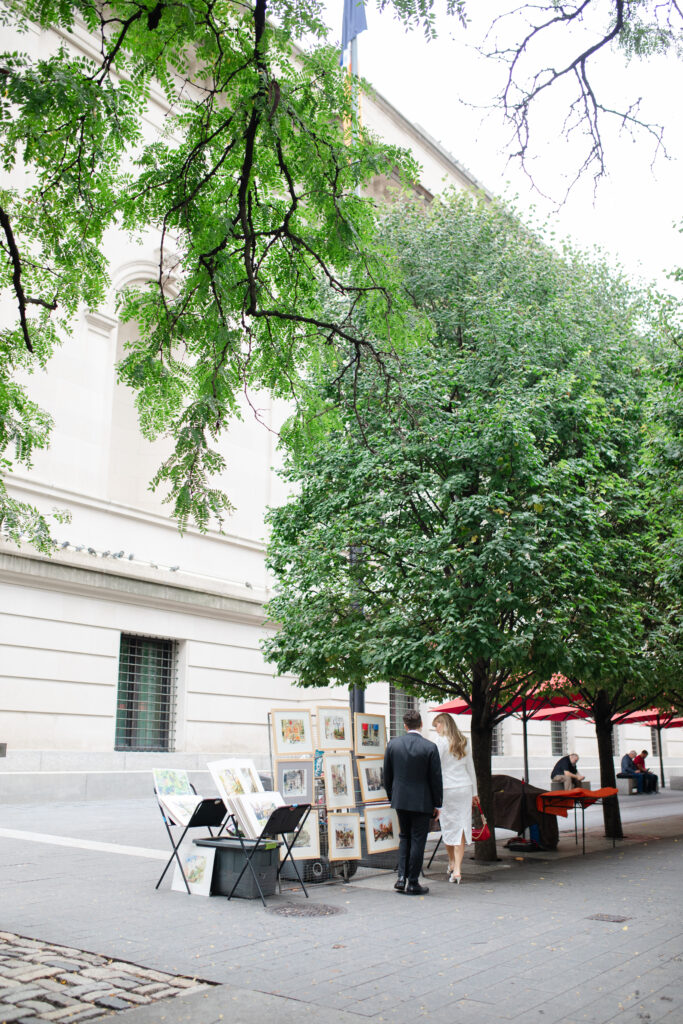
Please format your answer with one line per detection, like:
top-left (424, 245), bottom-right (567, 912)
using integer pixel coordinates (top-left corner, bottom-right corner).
top-left (535, 787), bottom-right (619, 817)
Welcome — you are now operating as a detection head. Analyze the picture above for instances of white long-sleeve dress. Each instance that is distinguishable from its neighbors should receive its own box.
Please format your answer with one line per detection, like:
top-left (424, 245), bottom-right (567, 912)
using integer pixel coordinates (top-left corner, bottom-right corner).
top-left (435, 735), bottom-right (477, 845)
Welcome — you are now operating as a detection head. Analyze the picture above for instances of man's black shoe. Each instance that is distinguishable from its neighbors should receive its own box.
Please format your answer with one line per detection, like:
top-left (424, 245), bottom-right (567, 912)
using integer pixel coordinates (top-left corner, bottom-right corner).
top-left (405, 882), bottom-right (429, 896)
top-left (394, 877), bottom-right (406, 892)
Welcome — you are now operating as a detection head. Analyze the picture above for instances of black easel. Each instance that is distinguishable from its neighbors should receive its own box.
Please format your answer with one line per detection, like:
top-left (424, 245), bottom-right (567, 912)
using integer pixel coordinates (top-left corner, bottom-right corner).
top-left (156, 793), bottom-right (230, 894)
top-left (227, 804), bottom-right (311, 907)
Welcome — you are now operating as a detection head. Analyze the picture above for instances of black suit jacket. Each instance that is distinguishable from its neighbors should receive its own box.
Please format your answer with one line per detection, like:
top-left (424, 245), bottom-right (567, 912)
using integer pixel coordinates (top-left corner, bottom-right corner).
top-left (383, 732), bottom-right (443, 814)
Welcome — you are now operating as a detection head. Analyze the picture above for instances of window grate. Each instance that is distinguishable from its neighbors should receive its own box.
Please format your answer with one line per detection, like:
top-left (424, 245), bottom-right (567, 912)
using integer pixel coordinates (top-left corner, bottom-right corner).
top-left (115, 634), bottom-right (176, 751)
top-left (550, 720), bottom-right (567, 757)
top-left (389, 686), bottom-right (418, 739)
top-left (650, 726), bottom-right (660, 758)
top-left (491, 722), bottom-right (504, 757)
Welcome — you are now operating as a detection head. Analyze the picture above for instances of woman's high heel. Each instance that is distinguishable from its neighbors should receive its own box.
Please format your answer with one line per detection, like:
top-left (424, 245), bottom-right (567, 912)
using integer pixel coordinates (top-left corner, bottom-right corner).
top-left (451, 874), bottom-right (462, 885)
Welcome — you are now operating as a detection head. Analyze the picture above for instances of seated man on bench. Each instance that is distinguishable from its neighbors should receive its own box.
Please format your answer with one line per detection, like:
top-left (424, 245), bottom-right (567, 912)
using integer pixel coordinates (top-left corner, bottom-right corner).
top-left (551, 752), bottom-right (585, 790)
top-left (633, 750), bottom-right (658, 792)
top-left (618, 750), bottom-right (650, 793)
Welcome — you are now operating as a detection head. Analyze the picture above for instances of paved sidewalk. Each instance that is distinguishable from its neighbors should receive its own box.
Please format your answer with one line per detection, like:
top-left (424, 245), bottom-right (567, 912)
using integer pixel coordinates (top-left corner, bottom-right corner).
top-left (0, 791), bottom-right (682, 1024)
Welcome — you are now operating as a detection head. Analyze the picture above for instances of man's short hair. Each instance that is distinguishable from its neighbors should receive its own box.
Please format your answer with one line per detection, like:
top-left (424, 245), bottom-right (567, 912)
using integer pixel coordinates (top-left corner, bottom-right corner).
top-left (569, 752), bottom-right (579, 761)
top-left (403, 709), bottom-right (422, 730)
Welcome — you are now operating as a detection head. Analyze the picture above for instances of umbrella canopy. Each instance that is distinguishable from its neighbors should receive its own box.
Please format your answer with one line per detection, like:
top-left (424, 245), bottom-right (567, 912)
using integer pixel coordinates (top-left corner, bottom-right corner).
top-left (532, 705), bottom-right (591, 723)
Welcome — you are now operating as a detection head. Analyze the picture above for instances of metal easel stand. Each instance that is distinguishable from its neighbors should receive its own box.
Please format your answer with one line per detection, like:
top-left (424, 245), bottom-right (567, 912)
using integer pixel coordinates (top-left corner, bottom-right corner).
top-left (155, 795), bottom-right (231, 894)
top-left (227, 804), bottom-right (311, 909)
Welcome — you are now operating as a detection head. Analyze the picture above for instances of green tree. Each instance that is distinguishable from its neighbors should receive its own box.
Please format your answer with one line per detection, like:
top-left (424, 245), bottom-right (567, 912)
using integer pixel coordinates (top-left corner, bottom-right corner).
top-left (263, 191), bottom-right (658, 859)
top-left (0, 0), bottom-right (415, 545)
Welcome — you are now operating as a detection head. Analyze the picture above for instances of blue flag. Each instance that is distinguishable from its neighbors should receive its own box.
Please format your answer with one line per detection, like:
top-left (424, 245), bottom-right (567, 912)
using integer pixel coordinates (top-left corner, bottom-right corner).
top-left (340, 0), bottom-right (367, 65)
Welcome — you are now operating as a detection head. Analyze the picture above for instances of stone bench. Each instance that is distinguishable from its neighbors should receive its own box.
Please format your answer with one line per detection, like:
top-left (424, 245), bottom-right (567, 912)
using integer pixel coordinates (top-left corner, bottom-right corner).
top-left (617, 777), bottom-right (638, 795)
top-left (670, 776), bottom-right (683, 791)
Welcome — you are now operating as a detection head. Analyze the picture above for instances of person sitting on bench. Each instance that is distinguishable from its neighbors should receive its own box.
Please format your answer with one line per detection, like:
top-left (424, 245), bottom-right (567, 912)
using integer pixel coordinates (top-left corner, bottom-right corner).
top-left (618, 750), bottom-right (648, 793)
top-left (633, 750), bottom-right (658, 792)
top-left (551, 753), bottom-right (585, 790)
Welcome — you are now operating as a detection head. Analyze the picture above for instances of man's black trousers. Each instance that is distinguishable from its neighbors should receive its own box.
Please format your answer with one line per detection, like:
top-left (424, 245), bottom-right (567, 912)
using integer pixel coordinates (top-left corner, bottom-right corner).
top-left (396, 809), bottom-right (431, 882)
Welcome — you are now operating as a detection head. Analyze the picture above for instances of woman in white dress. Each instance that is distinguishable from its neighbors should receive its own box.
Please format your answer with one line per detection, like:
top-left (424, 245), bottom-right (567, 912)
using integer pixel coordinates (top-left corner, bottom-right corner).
top-left (433, 713), bottom-right (478, 884)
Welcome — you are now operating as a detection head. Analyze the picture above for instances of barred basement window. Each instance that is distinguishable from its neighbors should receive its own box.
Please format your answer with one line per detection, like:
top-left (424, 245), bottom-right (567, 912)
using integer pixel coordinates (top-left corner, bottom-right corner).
top-left (551, 720), bottom-right (568, 757)
top-left (115, 634), bottom-right (176, 751)
top-left (389, 685), bottom-right (418, 739)
top-left (491, 722), bottom-right (504, 756)
top-left (650, 726), bottom-right (660, 757)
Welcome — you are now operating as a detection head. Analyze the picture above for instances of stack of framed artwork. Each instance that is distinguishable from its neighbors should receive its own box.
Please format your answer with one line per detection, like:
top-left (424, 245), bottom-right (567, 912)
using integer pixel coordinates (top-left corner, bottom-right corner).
top-left (208, 757), bottom-right (285, 840)
top-left (270, 708), bottom-right (321, 860)
top-left (268, 706), bottom-right (400, 863)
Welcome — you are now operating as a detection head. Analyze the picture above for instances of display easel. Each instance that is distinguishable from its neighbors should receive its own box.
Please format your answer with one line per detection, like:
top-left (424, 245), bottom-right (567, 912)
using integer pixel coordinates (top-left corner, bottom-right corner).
top-left (155, 792), bottom-right (232, 894)
top-left (227, 803), bottom-right (312, 907)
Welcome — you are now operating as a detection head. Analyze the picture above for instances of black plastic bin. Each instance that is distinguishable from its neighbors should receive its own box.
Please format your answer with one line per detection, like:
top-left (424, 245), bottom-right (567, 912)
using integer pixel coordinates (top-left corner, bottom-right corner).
top-left (194, 837), bottom-right (280, 899)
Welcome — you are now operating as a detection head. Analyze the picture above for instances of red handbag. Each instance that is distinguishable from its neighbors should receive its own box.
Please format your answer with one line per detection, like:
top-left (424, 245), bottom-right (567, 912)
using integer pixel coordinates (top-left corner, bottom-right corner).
top-left (472, 797), bottom-right (491, 842)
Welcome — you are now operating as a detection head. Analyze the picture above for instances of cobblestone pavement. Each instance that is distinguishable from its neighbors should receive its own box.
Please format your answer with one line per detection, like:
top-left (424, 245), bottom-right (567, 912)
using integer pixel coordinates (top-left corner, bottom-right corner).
top-left (0, 932), bottom-right (212, 1023)
top-left (0, 793), bottom-right (682, 1024)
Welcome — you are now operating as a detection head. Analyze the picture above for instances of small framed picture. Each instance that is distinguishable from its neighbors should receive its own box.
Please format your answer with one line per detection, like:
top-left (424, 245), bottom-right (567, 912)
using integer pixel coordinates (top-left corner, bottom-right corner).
top-left (357, 757), bottom-right (387, 803)
top-left (316, 705), bottom-right (352, 751)
top-left (171, 841), bottom-right (215, 896)
top-left (327, 813), bottom-right (361, 861)
top-left (364, 805), bottom-right (400, 855)
top-left (323, 753), bottom-right (355, 810)
top-left (282, 814), bottom-right (321, 861)
top-left (354, 713), bottom-right (387, 757)
top-left (276, 759), bottom-right (314, 804)
top-left (271, 708), bottom-right (314, 756)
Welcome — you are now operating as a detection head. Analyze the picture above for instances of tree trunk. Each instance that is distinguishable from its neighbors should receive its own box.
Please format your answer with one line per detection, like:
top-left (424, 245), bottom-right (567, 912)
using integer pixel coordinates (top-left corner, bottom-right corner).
top-left (470, 673), bottom-right (498, 862)
top-left (594, 688), bottom-right (623, 840)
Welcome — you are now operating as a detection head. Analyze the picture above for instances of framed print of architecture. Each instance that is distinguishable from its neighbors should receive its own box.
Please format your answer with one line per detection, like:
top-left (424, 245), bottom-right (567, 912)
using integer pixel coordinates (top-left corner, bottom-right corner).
top-left (357, 758), bottom-right (387, 803)
top-left (364, 805), bottom-right (400, 855)
top-left (171, 842), bottom-right (215, 896)
top-left (282, 815), bottom-right (320, 861)
top-left (354, 713), bottom-right (387, 757)
top-left (207, 759), bottom-right (263, 803)
top-left (271, 708), bottom-right (313, 756)
top-left (323, 753), bottom-right (355, 810)
top-left (276, 759), bottom-right (314, 804)
top-left (327, 813), bottom-right (361, 861)
top-left (316, 705), bottom-right (352, 751)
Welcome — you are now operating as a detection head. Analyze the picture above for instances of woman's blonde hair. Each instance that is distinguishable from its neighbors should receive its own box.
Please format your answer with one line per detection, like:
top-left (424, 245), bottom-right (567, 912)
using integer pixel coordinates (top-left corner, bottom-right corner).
top-left (433, 713), bottom-right (468, 759)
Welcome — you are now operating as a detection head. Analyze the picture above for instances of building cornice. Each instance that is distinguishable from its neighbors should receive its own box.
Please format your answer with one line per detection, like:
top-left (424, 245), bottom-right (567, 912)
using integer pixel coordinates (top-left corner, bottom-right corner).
top-left (0, 546), bottom-right (267, 625)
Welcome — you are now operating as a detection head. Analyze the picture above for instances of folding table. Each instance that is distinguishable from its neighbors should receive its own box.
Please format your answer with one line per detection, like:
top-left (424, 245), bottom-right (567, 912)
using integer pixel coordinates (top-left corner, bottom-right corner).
top-left (535, 787), bottom-right (618, 854)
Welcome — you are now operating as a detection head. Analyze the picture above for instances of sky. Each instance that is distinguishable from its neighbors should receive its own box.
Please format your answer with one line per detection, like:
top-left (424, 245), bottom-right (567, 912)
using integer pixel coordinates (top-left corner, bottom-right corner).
top-left (324, 1), bottom-right (683, 296)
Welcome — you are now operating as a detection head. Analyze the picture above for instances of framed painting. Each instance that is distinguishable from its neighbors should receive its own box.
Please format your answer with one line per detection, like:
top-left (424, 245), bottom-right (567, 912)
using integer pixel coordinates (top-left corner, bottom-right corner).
top-left (354, 713), bottom-right (387, 757)
top-left (327, 813), bottom-right (361, 861)
top-left (171, 841), bottom-right (215, 896)
top-left (271, 708), bottom-right (314, 756)
top-left (276, 759), bottom-right (314, 804)
top-left (232, 791), bottom-right (285, 839)
top-left (357, 757), bottom-right (387, 803)
top-left (364, 805), bottom-right (400, 855)
top-left (323, 752), bottom-right (355, 810)
top-left (281, 814), bottom-right (320, 861)
top-left (208, 759), bottom-right (263, 803)
top-left (316, 705), bottom-right (352, 751)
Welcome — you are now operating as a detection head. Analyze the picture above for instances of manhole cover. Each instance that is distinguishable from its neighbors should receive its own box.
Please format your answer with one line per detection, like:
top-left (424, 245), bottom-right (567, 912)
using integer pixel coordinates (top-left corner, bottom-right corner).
top-left (588, 914), bottom-right (631, 923)
top-left (269, 902), bottom-right (345, 918)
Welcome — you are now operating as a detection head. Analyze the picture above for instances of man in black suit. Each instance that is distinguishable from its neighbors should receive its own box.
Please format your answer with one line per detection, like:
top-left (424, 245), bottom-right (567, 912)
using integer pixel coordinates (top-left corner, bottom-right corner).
top-left (383, 709), bottom-right (443, 895)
